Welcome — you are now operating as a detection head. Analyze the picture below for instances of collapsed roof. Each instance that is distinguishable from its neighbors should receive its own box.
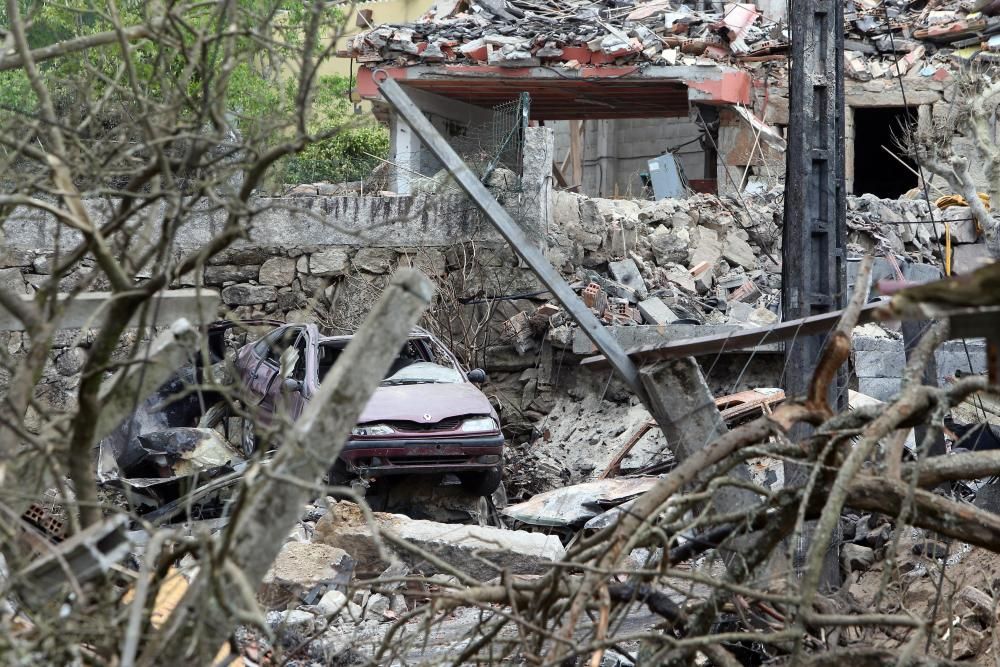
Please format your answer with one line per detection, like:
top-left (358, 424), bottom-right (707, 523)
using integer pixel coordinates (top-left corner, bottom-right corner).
top-left (342, 0), bottom-right (1000, 97)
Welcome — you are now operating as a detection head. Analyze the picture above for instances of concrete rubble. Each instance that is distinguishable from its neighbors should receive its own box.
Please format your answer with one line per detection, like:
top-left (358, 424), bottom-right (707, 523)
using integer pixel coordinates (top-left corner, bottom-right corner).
top-left (342, 0), bottom-right (999, 78)
top-left (313, 501), bottom-right (565, 580)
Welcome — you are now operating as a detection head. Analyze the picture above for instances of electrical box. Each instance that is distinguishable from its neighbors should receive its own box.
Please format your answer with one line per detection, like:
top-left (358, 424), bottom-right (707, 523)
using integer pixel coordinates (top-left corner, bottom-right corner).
top-left (646, 153), bottom-right (686, 200)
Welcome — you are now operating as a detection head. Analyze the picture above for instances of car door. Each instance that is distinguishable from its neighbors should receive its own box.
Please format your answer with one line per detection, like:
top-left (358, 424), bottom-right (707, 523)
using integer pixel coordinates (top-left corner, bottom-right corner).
top-left (240, 326), bottom-right (304, 422)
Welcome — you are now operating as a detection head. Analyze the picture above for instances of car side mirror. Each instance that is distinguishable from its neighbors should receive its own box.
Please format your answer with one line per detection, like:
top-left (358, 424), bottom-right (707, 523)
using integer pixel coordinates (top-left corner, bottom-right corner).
top-left (281, 377), bottom-right (304, 394)
top-left (467, 368), bottom-right (487, 384)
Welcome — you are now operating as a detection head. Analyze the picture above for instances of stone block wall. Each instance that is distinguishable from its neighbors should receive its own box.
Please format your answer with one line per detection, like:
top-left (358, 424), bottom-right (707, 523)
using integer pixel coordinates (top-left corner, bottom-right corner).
top-left (853, 327), bottom-right (988, 402)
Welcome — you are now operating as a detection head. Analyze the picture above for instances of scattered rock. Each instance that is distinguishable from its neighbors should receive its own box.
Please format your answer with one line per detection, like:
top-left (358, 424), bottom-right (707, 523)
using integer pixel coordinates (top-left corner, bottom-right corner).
top-left (204, 264), bottom-right (259, 284)
top-left (722, 234), bottom-right (757, 270)
top-left (842, 543), bottom-right (876, 572)
top-left (259, 542), bottom-right (355, 610)
top-left (637, 297), bottom-right (678, 325)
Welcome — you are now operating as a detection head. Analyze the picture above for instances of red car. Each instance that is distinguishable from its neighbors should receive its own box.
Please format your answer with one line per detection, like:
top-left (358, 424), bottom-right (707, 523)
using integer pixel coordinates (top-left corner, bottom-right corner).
top-left (235, 324), bottom-right (504, 494)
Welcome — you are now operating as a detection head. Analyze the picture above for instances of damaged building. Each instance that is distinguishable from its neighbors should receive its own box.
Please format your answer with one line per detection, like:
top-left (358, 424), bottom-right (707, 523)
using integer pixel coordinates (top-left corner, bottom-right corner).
top-left (4, 0), bottom-right (1000, 664)
top-left (343, 0), bottom-right (998, 200)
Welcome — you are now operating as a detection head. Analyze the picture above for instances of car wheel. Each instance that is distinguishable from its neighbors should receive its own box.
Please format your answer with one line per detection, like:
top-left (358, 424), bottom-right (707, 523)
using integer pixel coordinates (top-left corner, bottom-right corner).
top-left (459, 465), bottom-right (503, 496)
top-left (240, 418), bottom-right (258, 457)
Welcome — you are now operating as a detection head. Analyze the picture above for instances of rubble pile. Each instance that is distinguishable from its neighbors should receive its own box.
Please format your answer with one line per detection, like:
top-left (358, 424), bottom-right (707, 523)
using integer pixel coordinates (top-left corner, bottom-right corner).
top-left (507, 189), bottom-right (955, 356)
top-left (343, 0), bottom-right (785, 68)
top-left (343, 0), bottom-right (1000, 76)
top-left (842, 0), bottom-right (1000, 81)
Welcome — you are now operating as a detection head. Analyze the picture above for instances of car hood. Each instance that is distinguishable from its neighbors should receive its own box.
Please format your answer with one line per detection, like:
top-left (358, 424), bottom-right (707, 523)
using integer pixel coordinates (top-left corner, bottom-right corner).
top-left (357, 382), bottom-right (495, 424)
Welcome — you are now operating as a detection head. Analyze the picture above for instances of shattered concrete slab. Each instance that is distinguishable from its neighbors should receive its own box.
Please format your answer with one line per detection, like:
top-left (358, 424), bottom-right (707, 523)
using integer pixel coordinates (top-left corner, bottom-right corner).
top-left (260, 542), bottom-right (356, 610)
top-left (314, 502), bottom-right (565, 580)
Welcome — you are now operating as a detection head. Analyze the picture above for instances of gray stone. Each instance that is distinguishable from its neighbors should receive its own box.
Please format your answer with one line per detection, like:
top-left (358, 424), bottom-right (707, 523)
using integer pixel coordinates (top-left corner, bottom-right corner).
top-left (259, 257), bottom-right (296, 286)
top-left (366, 593), bottom-right (391, 619)
top-left (259, 542), bottom-right (354, 610)
top-left (693, 263), bottom-right (715, 294)
top-left (316, 589), bottom-right (348, 617)
top-left (853, 349), bottom-right (907, 378)
top-left (0, 267), bottom-right (28, 295)
top-left (938, 206), bottom-right (978, 244)
top-left (221, 283), bottom-right (277, 306)
top-left (841, 543), bottom-right (875, 572)
top-left (727, 300), bottom-right (753, 323)
top-left (31, 256), bottom-right (52, 275)
top-left (902, 262), bottom-right (941, 283)
top-left (0, 249), bottom-right (34, 268)
top-left (204, 264), bottom-right (258, 285)
top-left (608, 259), bottom-right (648, 300)
top-left (314, 501), bottom-right (564, 581)
top-left (935, 339), bottom-right (987, 379)
top-left (209, 246), bottom-right (273, 266)
top-left (637, 297), bottom-right (678, 325)
top-left (55, 347), bottom-right (86, 376)
top-left (659, 264), bottom-right (696, 292)
top-left (952, 243), bottom-right (993, 274)
top-left (852, 326), bottom-right (903, 352)
top-left (688, 226), bottom-right (722, 269)
top-left (398, 249), bottom-right (446, 277)
top-left (308, 249), bottom-right (350, 277)
top-left (547, 324), bottom-right (573, 349)
top-left (857, 377), bottom-right (902, 402)
top-left (353, 247), bottom-right (396, 274)
top-left (722, 234), bottom-right (757, 270)
top-left (648, 225), bottom-right (689, 264)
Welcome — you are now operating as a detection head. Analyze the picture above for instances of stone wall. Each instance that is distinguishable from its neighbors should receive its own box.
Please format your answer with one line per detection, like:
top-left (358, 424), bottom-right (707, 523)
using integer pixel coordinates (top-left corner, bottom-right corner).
top-left (853, 325), bottom-right (988, 402)
top-left (745, 77), bottom-right (990, 197)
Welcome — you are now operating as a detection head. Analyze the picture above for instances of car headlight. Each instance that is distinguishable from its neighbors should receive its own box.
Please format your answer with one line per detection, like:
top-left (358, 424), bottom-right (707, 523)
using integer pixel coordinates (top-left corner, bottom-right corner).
top-left (351, 424), bottom-right (395, 437)
top-left (460, 417), bottom-right (497, 433)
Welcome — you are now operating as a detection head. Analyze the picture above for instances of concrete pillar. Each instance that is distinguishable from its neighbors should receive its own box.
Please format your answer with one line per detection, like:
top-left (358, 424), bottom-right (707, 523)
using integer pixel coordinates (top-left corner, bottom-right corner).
top-left (519, 126), bottom-right (554, 244)
top-left (389, 112), bottom-right (418, 195)
top-left (595, 119), bottom-right (618, 197)
top-left (640, 357), bottom-right (755, 515)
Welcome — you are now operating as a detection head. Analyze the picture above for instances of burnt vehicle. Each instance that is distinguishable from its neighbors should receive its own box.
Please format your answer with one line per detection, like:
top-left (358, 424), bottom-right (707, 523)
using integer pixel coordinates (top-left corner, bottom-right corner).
top-left (234, 324), bottom-right (504, 494)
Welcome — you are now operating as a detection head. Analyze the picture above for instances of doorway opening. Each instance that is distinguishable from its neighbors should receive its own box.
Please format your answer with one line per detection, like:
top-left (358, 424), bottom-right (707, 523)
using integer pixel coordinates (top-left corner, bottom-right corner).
top-left (852, 106), bottom-right (918, 198)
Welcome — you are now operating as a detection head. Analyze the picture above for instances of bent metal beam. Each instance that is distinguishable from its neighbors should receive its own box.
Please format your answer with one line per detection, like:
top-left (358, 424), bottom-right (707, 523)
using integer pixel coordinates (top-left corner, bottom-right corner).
top-left (374, 73), bottom-right (648, 404)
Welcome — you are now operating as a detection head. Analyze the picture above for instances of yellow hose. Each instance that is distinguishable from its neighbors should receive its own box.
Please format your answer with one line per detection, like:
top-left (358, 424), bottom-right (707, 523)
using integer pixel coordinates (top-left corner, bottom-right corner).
top-left (945, 222), bottom-right (952, 276)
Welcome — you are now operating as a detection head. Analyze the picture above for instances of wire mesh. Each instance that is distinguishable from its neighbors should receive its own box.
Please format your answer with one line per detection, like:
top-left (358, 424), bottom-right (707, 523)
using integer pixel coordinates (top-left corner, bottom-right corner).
top-left (363, 93), bottom-right (531, 198)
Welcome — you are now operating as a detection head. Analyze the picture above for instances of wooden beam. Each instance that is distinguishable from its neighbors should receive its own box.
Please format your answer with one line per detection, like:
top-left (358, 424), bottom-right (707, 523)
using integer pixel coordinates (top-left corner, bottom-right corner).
top-left (569, 119), bottom-right (583, 187)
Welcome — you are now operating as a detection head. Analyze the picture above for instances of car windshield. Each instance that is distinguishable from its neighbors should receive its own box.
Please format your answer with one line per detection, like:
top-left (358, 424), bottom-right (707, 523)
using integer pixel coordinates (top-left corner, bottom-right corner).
top-left (381, 361), bottom-right (463, 385)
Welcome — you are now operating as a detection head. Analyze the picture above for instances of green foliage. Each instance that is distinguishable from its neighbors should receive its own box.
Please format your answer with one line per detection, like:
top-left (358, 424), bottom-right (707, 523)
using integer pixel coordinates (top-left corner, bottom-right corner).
top-left (285, 121), bottom-right (390, 184)
top-left (282, 75), bottom-right (390, 185)
top-left (0, 2), bottom-right (385, 187)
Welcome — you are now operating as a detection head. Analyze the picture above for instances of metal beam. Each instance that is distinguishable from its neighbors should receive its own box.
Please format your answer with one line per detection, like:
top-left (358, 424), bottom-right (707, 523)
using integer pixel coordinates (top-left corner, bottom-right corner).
top-left (580, 301), bottom-right (885, 368)
top-left (375, 74), bottom-right (647, 402)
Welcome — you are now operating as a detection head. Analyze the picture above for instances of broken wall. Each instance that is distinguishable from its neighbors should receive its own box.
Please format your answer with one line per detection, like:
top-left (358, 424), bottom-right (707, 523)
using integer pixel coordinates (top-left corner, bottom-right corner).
top-left (550, 117), bottom-right (707, 197)
top-left (742, 77), bottom-right (990, 197)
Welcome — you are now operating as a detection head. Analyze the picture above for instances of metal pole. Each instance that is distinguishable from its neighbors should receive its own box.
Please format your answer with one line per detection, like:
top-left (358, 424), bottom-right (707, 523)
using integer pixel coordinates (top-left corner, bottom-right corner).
top-left (375, 74), bottom-right (648, 403)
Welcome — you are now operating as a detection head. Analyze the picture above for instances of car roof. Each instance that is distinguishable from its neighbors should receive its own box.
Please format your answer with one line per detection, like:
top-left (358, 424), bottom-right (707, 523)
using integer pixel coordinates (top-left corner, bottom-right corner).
top-left (315, 325), bottom-right (434, 345)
